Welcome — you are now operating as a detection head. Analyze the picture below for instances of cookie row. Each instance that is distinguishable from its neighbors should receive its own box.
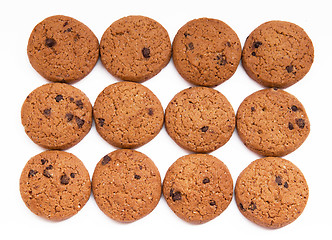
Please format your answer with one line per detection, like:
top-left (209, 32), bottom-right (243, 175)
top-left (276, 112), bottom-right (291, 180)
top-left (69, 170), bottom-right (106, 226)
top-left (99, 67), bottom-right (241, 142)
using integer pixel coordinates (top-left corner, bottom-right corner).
top-left (20, 149), bottom-right (308, 229)
top-left (21, 82), bottom-right (310, 157)
top-left (27, 15), bottom-right (314, 88)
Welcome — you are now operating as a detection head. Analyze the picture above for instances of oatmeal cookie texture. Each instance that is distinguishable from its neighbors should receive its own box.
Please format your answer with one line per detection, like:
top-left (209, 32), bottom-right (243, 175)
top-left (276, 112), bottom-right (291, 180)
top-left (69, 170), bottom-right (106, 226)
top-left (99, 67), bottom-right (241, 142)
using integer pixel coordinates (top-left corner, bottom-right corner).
top-left (27, 15), bottom-right (99, 83)
top-left (19, 151), bottom-right (91, 221)
top-left (21, 83), bottom-right (93, 150)
top-left (236, 88), bottom-right (310, 157)
top-left (235, 157), bottom-right (309, 228)
top-left (92, 149), bottom-right (162, 222)
top-left (163, 154), bottom-right (233, 224)
top-left (100, 15), bottom-right (171, 82)
top-left (172, 18), bottom-right (241, 87)
top-left (93, 81), bottom-right (164, 148)
top-left (242, 21), bottom-right (314, 88)
top-left (165, 87), bottom-right (235, 153)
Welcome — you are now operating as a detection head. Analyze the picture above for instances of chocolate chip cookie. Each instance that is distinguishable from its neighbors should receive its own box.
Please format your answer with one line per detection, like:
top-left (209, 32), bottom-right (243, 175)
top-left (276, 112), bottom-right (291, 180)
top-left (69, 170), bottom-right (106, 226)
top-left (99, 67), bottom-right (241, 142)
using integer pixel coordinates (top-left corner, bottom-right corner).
top-left (92, 149), bottom-right (162, 222)
top-left (27, 15), bottom-right (99, 83)
top-left (163, 154), bottom-right (233, 224)
top-left (242, 21), bottom-right (314, 88)
top-left (100, 15), bottom-right (171, 82)
top-left (93, 82), bottom-right (164, 148)
top-left (235, 157), bottom-right (309, 228)
top-left (165, 87), bottom-right (235, 153)
top-left (172, 18), bottom-right (241, 87)
top-left (21, 83), bottom-right (93, 150)
top-left (236, 88), bottom-right (310, 156)
top-left (19, 150), bottom-right (91, 221)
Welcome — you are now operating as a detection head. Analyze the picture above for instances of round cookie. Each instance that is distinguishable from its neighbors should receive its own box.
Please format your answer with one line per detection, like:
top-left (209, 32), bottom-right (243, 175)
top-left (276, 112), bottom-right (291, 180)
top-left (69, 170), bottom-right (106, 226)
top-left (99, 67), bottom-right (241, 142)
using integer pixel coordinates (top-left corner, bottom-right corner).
top-left (27, 15), bottom-right (99, 83)
top-left (92, 149), bottom-right (162, 222)
top-left (236, 88), bottom-right (310, 157)
top-left (93, 82), bottom-right (164, 148)
top-left (100, 15), bottom-right (171, 82)
top-left (163, 154), bottom-right (233, 224)
top-left (172, 18), bottom-right (241, 87)
top-left (165, 87), bottom-right (235, 153)
top-left (235, 157), bottom-right (309, 228)
top-left (242, 21), bottom-right (314, 88)
top-left (19, 150), bottom-right (91, 221)
top-left (21, 83), bottom-right (93, 150)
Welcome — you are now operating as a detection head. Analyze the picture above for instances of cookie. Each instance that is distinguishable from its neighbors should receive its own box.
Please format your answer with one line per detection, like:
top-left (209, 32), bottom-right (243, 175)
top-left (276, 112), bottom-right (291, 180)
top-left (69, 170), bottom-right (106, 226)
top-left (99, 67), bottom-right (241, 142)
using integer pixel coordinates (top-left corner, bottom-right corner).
top-left (19, 150), bottom-right (91, 221)
top-left (21, 83), bottom-right (93, 150)
top-left (93, 82), bottom-right (164, 148)
top-left (92, 149), bottom-right (161, 222)
top-left (236, 88), bottom-right (310, 157)
top-left (163, 154), bottom-right (233, 224)
top-left (165, 87), bottom-right (235, 153)
top-left (172, 18), bottom-right (241, 87)
top-left (242, 21), bottom-right (314, 88)
top-left (27, 15), bottom-right (99, 83)
top-left (235, 157), bottom-right (309, 228)
top-left (100, 15), bottom-right (171, 82)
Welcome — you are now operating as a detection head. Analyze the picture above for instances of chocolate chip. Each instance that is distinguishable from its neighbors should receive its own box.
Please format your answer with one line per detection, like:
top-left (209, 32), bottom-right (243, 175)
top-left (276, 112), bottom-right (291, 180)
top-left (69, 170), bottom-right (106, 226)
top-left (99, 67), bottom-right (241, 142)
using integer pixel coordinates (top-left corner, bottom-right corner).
top-left (291, 105), bottom-right (298, 112)
top-left (209, 200), bottom-right (216, 206)
top-left (148, 108), bottom-right (154, 116)
top-left (284, 182), bottom-right (289, 188)
top-left (184, 32), bottom-right (190, 37)
top-left (251, 107), bottom-right (255, 112)
top-left (142, 47), bottom-right (150, 58)
top-left (275, 176), bottom-right (282, 185)
top-left (63, 22), bottom-right (68, 27)
top-left (60, 174), bottom-right (70, 185)
top-left (41, 159), bottom-right (48, 165)
top-left (200, 126), bottom-right (209, 132)
top-left (251, 52), bottom-right (256, 56)
top-left (46, 165), bottom-right (53, 170)
top-left (75, 100), bottom-right (83, 109)
top-left (65, 113), bottom-right (74, 122)
top-left (75, 117), bottom-right (85, 128)
top-left (43, 108), bottom-right (51, 117)
top-left (286, 65), bottom-right (293, 73)
top-left (295, 118), bottom-right (305, 129)
top-left (216, 54), bottom-right (227, 66)
top-left (98, 118), bottom-right (105, 127)
top-left (55, 95), bottom-right (63, 102)
top-left (170, 188), bottom-right (174, 197)
top-left (45, 38), bottom-right (56, 48)
top-left (203, 178), bottom-right (210, 184)
top-left (226, 41), bottom-right (231, 47)
top-left (69, 97), bottom-right (74, 102)
top-left (171, 191), bottom-right (182, 201)
top-left (288, 122), bottom-right (294, 130)
top-left (248, 202), bottom-right (257, 211)
top-left (188, 42), bottom-right (194, 50)
top-left (70, 173), bottom-right (75, 178)
top-left (74, 34), bottom-right (80, 42)
top-left (134, 174), bottom-right (141, 180)
top-left (43, 170), bottom-right (52, 178)
top-left (239, 203), bottom-right (245, 211)
top-left (253, 41), bottom-right (262, 48)
top-left (28, 170), bottom-right (38, 178)
top-left (102, 155), bottom-right (111, 165)
top-left (64, 27), bottom-right (72, 33)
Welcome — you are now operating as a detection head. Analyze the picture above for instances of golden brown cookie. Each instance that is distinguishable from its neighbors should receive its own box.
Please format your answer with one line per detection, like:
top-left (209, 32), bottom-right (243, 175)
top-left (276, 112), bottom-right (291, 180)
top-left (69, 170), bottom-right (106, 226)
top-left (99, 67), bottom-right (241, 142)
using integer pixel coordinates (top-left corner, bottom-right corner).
top-left (27, 15), bottom-right (99, 83)
top-left (236, 88), bottom-right (310, 157)
top-left (163, 154), bottom-right (233, 224)
top-left (100, 15), bottom-right (171, 82)
top-left (242, 21), bottom-right (314, 88)
top-left (165, 87), bottom-right (235, 153)
top-left (235, 157), bottom-right (309, 228)
top-left (172, 18), bottom-right (241, 87)
top-left (19, 151), bottom-right (91, 221)
top-left (92, 149), bottom-right (162, 222)
top-left (93, 82), bottom-right (164, 148)
top-left (21, 83), bottom-right (93, 150)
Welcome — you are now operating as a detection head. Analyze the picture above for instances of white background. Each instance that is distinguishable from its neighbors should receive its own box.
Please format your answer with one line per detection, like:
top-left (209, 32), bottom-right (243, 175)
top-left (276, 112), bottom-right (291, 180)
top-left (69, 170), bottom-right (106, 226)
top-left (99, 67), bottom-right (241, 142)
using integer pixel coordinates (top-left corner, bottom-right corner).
top-left (1, 0), bottom-right (331, 239)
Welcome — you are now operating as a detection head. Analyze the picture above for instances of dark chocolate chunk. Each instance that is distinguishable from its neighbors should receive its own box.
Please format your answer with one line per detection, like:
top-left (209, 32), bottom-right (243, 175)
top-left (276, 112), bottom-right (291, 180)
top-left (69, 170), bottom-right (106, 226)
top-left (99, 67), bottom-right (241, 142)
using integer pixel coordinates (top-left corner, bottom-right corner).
top-left (43, 169), bottom-right (52, 178)
top-left (69, 97), bottom-right (74, 102)
top-left (188, 42), bottom-right (194, 50)
top-left (288, 122), bottom-right (294, 130)
top-left (64, 27), bottom-right (72, 33)
top-left (184, 32), bottom-right (190, 37)
top-left (251, 52), bottom-right (256, 56)
top-left (75, 100), bottom-right (83, 109)
top-left (291, 105), bottom-right (298, 112)
top-left (63, 21), bottom-right (68, 27)
top-left (284, 182), bottom-right (289, 188)
top-left (275, 176), bottom-right (282, 185)
top-left (216, 54), bottom-right (227, 65)
top-left (209, 200), bottom-right (216, 206)
top-left (148, 108), bottom-right (154, 116)
top-left (248, 201), bottom-right (257, 211)
top-left (45, 38), bottom-right (56, 48)
top-left (171, 191), bottom-right (182, 201)
top-left (55, 95), bottom-right (63, 102)
top-left (203, 178), bottom-right (210, 184)
top-left (70, 173), bottom-right (76, 178)
top-left (142, 47), bottom-right (150, 58)
top-left (101, 155), bottom-right (111, 165)
top-left (134, 174), bottom-right (141, 180)
top-left (41, 159), bottom-right (48, 165)
top-left (251, 107), bottom-right (255, 112)
top-left (65, 113), bottom-right (74, 122)
top-left (286, 65), bottom-right (293, 73)
top-left (200, 126), bottom-right (209, 132)
top-left (239, 203), bottom-right (245, 211)
top-left (75, 117), bottom-right (85, 128)
top-left (28, 170), bottom-right (38, 178)
top-left (295, 118), bottom-right (305, 129)
top-left (43, 108), bottom-right (51, 117)
top-left (253, 41), bottom-right (262, 48)
top-left (45, 165), bottom-right (53, 170)
top-left (226, 41), bottom-right (231, 47)
top-left (98, 118), bottom-right (105, 127)
top-left (60, 174), bottom-right (70, 185)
